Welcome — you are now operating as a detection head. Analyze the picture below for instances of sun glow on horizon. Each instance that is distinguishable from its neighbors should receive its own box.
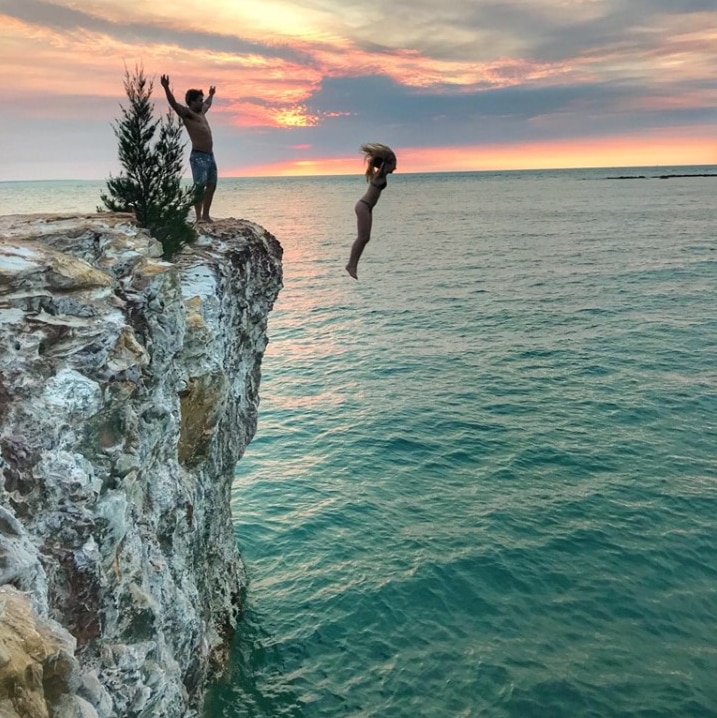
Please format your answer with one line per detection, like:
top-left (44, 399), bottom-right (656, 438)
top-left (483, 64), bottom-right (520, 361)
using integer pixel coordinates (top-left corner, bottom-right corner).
top-left (226, 130), bottom-right (716, 178)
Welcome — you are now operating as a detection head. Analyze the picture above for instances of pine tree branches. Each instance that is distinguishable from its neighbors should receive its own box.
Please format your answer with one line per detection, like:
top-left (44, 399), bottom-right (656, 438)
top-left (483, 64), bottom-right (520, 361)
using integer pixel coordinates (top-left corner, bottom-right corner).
top-left (100, 66), bottom-right (199, 260)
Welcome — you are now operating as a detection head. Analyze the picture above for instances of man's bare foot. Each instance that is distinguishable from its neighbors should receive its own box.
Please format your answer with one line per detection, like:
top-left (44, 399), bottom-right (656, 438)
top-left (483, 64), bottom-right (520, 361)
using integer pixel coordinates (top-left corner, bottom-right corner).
top-left (345, 264), bottom-right (358, 279)
top-left (200, 216), bottom-right (213, 223)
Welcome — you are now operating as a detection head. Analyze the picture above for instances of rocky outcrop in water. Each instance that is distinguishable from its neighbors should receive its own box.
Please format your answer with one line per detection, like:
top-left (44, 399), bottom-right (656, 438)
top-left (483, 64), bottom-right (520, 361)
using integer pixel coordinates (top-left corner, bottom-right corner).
top-left (0, 214), bottom-right (282, 717)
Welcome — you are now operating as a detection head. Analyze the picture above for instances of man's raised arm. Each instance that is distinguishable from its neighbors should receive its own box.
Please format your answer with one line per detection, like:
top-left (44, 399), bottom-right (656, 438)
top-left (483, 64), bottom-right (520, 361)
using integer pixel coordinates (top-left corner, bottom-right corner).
top-left (203, 85), bottom-right (216, 114)
top-left (160, 74), bottom-right (188, 117)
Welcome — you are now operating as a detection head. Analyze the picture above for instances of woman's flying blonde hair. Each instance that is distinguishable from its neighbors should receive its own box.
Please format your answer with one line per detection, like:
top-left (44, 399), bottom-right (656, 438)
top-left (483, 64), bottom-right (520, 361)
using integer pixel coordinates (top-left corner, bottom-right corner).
top-left (360, 143), bottom-right (396, 182)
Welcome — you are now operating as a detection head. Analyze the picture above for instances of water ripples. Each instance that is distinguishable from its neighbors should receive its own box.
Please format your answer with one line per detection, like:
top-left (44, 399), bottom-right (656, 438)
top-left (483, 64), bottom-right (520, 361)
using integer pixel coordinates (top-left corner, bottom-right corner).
top-left (206, 170), bottom-right (717, 717)
top-left (5, 174), bottom-right (715, 715)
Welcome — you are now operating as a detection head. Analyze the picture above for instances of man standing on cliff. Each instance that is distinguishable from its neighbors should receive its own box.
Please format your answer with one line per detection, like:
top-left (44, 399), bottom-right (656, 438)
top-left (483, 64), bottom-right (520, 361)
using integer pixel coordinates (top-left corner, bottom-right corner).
top-left (160, 74), bottom-right (217, 223)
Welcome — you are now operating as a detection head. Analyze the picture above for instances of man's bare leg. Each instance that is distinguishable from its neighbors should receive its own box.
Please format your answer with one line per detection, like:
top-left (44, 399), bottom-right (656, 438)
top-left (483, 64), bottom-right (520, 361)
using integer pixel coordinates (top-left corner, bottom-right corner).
top-left (200, 182), bottom-right (216, 222)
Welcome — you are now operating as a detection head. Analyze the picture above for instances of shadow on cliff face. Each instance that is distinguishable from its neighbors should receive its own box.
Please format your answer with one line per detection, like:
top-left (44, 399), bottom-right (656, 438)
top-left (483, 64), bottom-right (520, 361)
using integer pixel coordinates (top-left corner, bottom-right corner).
top-left (53, 549), bottom-right (103, 650)
top-left (0, 434), bottom-right (40, 522)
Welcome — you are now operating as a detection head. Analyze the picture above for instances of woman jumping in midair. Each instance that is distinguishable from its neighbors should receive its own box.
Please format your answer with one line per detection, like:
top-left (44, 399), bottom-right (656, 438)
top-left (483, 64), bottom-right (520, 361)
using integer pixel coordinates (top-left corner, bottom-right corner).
top-left (345, 143), bottom-right (397, 279)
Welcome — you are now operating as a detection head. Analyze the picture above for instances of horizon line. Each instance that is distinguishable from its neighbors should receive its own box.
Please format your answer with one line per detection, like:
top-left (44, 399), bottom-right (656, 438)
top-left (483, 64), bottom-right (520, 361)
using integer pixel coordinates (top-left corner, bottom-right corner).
top-left (2, 161), bottom-right (716, 184)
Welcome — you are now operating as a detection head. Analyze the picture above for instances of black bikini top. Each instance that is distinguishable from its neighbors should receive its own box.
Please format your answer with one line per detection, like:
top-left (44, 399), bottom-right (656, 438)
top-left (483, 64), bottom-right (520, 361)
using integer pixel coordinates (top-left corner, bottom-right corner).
top-left (371, 177), bottom-right (387, 190)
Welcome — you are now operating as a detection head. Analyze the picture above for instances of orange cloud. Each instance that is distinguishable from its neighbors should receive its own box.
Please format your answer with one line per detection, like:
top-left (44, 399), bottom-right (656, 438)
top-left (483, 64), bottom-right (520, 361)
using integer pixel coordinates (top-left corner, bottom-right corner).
top-left (271, 106), bottom-right (319, 128)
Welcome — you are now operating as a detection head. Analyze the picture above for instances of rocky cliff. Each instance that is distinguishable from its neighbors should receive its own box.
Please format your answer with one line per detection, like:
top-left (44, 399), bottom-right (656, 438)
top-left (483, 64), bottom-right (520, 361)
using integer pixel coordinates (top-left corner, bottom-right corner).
top-left (0, 214), bottom-right (282, 717)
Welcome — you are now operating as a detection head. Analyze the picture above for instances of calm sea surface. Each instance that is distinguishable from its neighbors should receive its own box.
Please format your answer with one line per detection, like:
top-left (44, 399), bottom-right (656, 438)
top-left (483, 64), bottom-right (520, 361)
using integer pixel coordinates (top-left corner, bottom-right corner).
top-left (3, 168), bottom-right (717, 717)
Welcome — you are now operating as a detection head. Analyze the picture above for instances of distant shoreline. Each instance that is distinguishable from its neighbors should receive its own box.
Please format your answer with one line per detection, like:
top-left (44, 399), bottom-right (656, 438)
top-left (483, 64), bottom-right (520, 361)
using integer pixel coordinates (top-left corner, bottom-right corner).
top-left (604, 173), bottom-right (717, 180)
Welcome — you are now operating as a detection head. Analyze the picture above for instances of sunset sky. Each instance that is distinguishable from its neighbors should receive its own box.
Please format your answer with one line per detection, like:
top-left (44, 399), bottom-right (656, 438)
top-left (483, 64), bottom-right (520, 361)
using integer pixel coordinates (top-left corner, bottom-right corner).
top-left (2, 0), bottom-right (716, 180)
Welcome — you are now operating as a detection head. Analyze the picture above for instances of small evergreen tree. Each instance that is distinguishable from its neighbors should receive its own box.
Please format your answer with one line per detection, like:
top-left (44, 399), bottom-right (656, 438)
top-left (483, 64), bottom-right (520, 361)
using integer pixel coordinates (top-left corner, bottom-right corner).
top-left (100, 66), bottom-right (199, 260)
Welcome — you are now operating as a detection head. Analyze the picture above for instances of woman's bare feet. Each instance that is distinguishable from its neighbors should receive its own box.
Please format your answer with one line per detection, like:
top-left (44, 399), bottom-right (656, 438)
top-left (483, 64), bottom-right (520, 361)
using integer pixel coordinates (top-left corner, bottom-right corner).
top-left (345, 264), bottom-right (358, 279)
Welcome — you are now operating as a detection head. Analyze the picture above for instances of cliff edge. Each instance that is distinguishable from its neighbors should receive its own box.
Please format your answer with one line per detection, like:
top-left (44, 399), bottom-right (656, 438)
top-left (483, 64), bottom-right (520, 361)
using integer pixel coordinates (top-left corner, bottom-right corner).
top-left (0, 214), bottom-right (283, 717)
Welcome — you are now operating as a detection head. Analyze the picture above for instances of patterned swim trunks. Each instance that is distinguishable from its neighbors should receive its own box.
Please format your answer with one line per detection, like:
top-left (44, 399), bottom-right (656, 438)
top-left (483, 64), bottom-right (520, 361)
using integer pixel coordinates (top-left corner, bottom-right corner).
top-left (190, 150), bottom-right (218, 186)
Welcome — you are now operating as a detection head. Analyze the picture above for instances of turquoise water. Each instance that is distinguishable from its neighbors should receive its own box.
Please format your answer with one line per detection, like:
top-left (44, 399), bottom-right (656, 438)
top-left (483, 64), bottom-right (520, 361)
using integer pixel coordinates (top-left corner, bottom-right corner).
top-left (4, 169), bottom-right (717, 716)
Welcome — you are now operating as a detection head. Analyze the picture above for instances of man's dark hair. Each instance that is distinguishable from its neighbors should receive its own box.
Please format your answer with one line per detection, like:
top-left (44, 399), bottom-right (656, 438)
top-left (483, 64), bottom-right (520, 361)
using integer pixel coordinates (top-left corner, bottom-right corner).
top-left (185, 88), bottom-right (203, 105)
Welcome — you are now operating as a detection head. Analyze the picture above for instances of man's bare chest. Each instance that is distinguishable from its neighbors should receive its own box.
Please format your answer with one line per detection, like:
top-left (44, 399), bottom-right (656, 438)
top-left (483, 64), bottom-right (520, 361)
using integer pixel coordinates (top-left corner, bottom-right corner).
top-left (184, 115), bottom-right (209, 128)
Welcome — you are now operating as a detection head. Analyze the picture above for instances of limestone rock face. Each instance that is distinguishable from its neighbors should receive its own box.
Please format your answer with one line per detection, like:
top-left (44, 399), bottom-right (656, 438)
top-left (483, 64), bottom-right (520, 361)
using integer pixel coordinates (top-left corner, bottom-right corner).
top-left (0, 214), bottom-right (283, 717)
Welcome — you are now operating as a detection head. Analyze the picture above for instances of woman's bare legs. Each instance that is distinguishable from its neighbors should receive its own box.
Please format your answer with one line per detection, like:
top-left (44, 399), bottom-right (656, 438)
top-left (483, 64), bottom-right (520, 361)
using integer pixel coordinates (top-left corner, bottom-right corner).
top-left (346, 202), bottom-right (372, 279)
